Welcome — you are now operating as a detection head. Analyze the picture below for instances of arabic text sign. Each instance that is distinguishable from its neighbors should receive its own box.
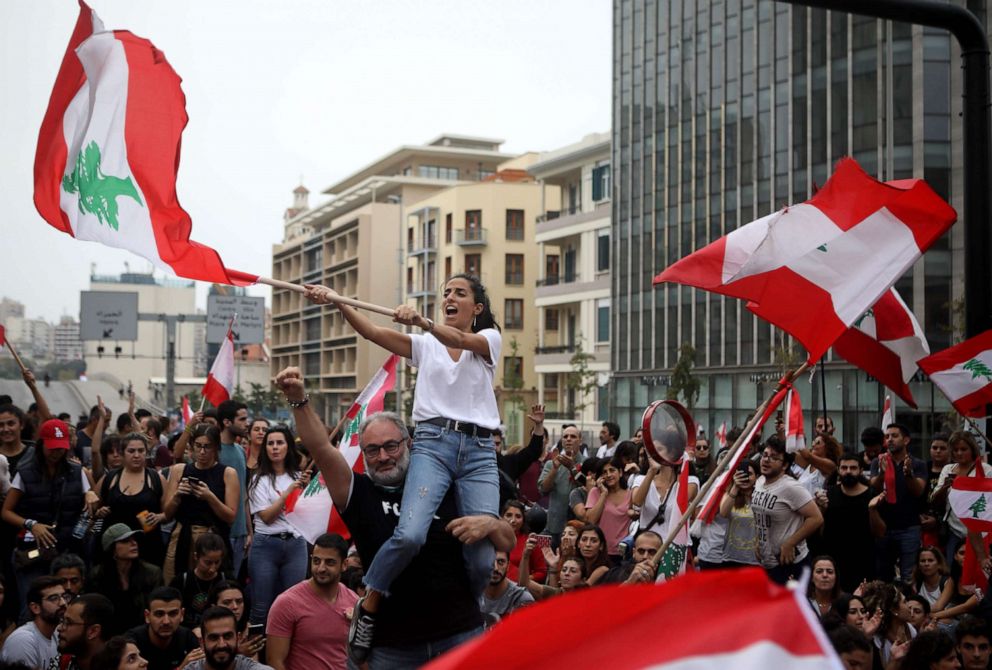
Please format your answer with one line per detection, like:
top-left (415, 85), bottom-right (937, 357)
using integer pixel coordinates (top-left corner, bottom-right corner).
top-left (206, 295), bottom-right (265, 344)
top-left (80, 291), bottom-right (139, 341)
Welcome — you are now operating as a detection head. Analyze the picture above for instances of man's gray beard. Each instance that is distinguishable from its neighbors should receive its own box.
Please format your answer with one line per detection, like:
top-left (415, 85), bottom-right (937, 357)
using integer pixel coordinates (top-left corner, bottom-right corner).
top-left (366, 449), bottom-right (410, 487)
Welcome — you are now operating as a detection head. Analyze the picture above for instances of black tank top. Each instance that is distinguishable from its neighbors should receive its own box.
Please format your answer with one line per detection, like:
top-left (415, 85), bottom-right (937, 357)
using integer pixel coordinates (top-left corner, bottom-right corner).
top-left (101, 467), bottom-right (163, 531)
top-left (176, 462), bottom-right (227, 528)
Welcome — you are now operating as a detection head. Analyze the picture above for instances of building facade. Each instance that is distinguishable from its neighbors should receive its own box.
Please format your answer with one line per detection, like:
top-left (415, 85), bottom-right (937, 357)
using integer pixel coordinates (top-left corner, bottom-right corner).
top-left (403, 156), bottom-right (557, 444)
top-left (612, 0), bottom-right (966, 447)
top-left (528, 133), bottom-right (613, 436)
top-left (53, 316), bottom-right (83, 362)
top-left (271, 135), bottom-right (514, 424)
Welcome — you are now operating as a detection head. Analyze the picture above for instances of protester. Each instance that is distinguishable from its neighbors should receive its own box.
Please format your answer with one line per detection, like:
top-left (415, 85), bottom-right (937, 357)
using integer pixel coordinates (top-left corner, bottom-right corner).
top-left (905, 595), bottom-right (932, 632)
top-left (266, 533), bottom-right (357, 670)
top-left (584, 457), bottom-right (633, 563)
top-left (827, 624), bottom-right (874, 670)
top-left (956, 615), bottom-right (991, 670)
top-left (574, 523), bottom-right (610, 585)
top-left (899, 630), bottom-right (956, 670)
top-left (94, 433), bottom-right (168, 566)
top-left (304, 274), bottom-right (502, 663)
top-left (517, 536), bottom-right (588, 601)
top-left (538, 424), bottom-right (580, 544)
top-left (90, 635), bottom-right (148, 670)
top-left (88, 524), bottom-right (164, 636)
top-left (501, 500), bottom-right (546, 583)
top-left (595, 422), bottom-right (620, 459)
top-left (480, 549), bottom-right (534, 624)
top-left (601, 530), bottom-right (663, 585)
top-left (169, 534), bottom-right (231, 630)
top-left (185, 607), bottom-right (273, 670)
top-left (569, 458), bottom-right (600, 523)
top-left (162, 426), bottom-right (238, 583)
top-left (215, 401), bottom-right (250, 577)
top-left (751, 437), bottom-right (823, 583)
top-left (930, 544), bottom-right (979, 624)
top-left (820, 452), bottom-right (883, 591)
top-left (278, 365), bottom-right (513, 669)
top-left (57, 593), bottom-right (115, 670)
top-left (126, 586), bottom-right (201, 670)
top-left (861, 581), bottom-right (916, 667)
top-left (52, 553), bottom-right (87, 598)
top-left (245, 419), bottom-right (270, 473)
top-left (807, 556), bottom-right (843, 617)
top-left (718, 459), bottom-right (761, 568)
top-left (246, 425), bottom-right (310, 627)
top-left (912, 546), bottom-right (953, 610)
top-left (860, 427), bottom-right (885, 471)
top-left (691, 437), bottom-right (716, 485)
top-left (795, 433), bottom-right (841, 496)
top-left (0, 576), bottom-right (65, 669)
top-left (932, 431), bottom-right (992, 563)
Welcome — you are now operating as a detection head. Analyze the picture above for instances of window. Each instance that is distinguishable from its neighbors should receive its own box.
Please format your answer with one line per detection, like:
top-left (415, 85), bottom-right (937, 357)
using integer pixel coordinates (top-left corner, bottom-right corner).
top-left (596, 298), bottom-right (610, 342)
top-left (505, 299), bottom-right (524, 329)
top-left (465, 254), bottom-right (481, 276)
top-left (592, 164), bottom-right (611, 201)
top-left (304, 247), bottom-right (322, 273)
top-left (445, 213), bottom-right (452, 243)
top-left (597, 231), bottom-right (611, 272)
top-left (304, 353), bottom-right (320, 376)
top-left (305, 318), bottom-right (320, 341)
top-left (503, 356), bottom-right (523, 387)
top-left (418, 165), bottom-right (459, 180)
top-left (444, 256), bottom-right (452, 280)
top-left (406, 267), bottom-right (414, 293)
top-left (545, 308), bottom-right (559, 331)
top-left (478, 168), bottom-right (495, 180)
top-left (506, 210), bottom-right (524, 240)
top-left (545, 254), bottom-right (559, 284)
top-left (465, 209), bottom-right (482, 229)
top-left (407, 227), bottom-right (414, 252)
top-left (505, 254), bottom-right (524, 285)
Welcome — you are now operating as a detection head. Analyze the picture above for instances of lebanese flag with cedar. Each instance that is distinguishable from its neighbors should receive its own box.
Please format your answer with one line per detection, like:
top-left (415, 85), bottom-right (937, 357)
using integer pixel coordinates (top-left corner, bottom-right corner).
top-left (833, 288), bottom-right (929, 407)
top-left (424, 568), bottom-right (843, 669)
top-left (201, 328), bottom-right (234, 408)
top-left (918, 330), bottom-right (992, 418)
top-left (654, 158), bottom-right (955, 362)
top-left (286, 354), bottom-right (399, 542)
top-left (948, 467), bottom-right (992, 592)
top-left (33, 1), bottom-right (256, 286)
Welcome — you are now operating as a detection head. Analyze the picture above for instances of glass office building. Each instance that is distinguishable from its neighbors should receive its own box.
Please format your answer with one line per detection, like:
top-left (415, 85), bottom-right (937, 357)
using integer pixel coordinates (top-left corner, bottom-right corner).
top-left (610, 0), bottom-right (977, 446)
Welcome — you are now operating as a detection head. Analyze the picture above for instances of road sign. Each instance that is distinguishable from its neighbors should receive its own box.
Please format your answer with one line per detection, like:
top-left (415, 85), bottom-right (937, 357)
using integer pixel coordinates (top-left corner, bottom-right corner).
top-left (207, 295), bottom-right (265, 344)
top-left (80, 291), bottom-right (138, 341)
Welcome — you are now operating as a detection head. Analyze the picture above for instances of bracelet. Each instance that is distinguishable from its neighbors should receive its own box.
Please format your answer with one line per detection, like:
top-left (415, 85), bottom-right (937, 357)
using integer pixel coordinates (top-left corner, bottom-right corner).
top-left (24, 519), bottom-right (36, 531)
top-left (288, 394), bottom-right (310, 409)
top-left (423, 318), bottom-right (435, 332)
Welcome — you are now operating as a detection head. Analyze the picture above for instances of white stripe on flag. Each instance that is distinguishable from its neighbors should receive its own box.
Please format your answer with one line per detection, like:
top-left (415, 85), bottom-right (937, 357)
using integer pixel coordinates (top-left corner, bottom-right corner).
top-left (60, 33), bottom-right (168, 272)
top-left (930, 350), bottom-right (992, 402)
top-left (643, 641), bottom-right (842, 670)
top-left (729, 204), bottom-right (839, 283)
top-left (949, 489), bottom-right (992, 524)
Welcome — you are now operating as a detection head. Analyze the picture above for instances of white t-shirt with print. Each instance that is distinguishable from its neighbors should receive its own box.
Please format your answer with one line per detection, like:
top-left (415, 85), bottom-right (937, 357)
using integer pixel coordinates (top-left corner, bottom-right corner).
top-left (409, 328), bottom-right (501, 429)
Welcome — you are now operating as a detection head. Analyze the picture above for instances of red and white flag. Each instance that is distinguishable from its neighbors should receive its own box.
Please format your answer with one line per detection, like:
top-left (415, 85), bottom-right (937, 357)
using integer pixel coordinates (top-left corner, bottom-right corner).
top-left (949, 468), bottom-right (992, 592)
top-left (833, 288), bottom-right (928, 407)
top-left (699, 386), bottom-right (789, 524)
top-left (424, 568), bottom-right (843, 670)
top-left (181, 396), bottom-right (192, 425)
top-left (881, 395), bottom-right (895, 430)
top-left (784, 385), bottom-right (805, 454)
top-left (33, 1), bottom-right (256, 287)
top-left (201, 327), bottom-right (234, 408)
top-left (286, 354), bottom-right (399, 542)
top-left (918, 330), bottom-right (992, 418)
top-left (716, 421), bottom-right (728, 450)
top-left (654, 158), bottom-right (955, 362)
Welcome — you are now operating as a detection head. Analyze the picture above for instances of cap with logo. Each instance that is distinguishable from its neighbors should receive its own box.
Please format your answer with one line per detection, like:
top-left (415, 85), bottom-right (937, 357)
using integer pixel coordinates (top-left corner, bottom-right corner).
top-left (39, 419), bottom-right (71, 450)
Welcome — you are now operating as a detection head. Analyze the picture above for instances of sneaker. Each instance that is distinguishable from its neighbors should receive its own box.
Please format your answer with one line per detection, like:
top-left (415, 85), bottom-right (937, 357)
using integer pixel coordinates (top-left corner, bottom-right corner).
top-left (348, 596), bottom-right (376, 664)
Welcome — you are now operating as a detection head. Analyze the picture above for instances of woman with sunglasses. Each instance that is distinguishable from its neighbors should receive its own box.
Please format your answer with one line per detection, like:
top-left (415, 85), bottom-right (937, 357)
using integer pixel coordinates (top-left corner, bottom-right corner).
top-left (162, 425), bottom-right (238, 583)
top-left (246, 425), bottom-right (312, 629)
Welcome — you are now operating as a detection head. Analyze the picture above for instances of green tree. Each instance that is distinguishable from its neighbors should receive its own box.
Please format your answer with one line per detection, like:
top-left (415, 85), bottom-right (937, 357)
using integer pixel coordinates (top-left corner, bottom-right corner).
top-left (964, 359), bottom-right (992, 382)
top-left (502, 337), bottom-right (526, 442)
top-left (969, 494), bottom-right (988, 518)
top-left (667, 342), bottom-right (700, 409)
top-left (567, 334), bottom-right (599, 418)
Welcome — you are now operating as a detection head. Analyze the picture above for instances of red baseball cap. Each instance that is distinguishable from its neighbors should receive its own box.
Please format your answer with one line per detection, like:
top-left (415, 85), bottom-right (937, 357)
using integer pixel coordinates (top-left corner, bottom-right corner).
top-left (39, 419), bottom-right (71, 449)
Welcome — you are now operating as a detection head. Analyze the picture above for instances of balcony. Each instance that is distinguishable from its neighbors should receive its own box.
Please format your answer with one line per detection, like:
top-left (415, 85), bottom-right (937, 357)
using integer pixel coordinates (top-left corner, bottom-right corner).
top-left (544, 411), bottom-right (577, 421)
top-left (535, 346), bottom-right (607, 369)
top-left (408, 235), bottom-right (437, 257)
top-left (456, 228), bottom-right (488, 247)
top-left (536, 200), bottom-right (611, 241)
top-left (535, 344), bottom-right (577, 355)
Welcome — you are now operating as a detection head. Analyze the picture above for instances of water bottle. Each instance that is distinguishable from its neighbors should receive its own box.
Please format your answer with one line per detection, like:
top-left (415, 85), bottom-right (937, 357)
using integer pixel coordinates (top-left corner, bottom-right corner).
top-left (71, 511), bottom-right (91, 540)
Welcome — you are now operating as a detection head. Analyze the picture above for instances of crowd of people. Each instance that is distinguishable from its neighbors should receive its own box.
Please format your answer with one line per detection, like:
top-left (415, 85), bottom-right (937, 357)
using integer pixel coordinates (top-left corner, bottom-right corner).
top-left (1, 272), bottom-right (992, 670)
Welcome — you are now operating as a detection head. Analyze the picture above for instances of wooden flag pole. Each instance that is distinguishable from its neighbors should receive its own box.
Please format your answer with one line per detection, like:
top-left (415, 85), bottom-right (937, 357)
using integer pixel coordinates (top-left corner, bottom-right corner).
top-left (256, 276), bottom-right (395, 317)
top-left (966, 417), bottom-right (992, 450)
top-left (648, 361), bottom-right (811, 574)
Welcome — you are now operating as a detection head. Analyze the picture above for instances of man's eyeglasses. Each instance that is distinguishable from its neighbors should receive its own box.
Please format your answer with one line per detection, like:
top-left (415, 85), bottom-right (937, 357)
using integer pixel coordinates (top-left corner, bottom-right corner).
top-left (362, 440), bottom-right (405, 459)
top-left (42, 593), bottom-right (71, 604)
top-left (760, 452), bottom-right (784, 461)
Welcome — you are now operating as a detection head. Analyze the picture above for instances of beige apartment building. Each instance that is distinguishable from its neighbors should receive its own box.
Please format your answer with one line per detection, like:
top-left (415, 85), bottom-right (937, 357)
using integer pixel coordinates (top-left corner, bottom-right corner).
top-left (271, 135), bottom-right (514, 423)
top-left (528, 133), bottom-right (612, 436)
top-left (403, 155), bottom-right (559, 445)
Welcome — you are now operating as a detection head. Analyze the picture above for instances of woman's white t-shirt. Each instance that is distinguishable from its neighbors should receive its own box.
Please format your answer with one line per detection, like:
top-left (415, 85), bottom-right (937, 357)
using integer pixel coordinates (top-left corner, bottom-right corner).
top-left (409, 328), bottom-right (501, 429)
top-left (249, 472), bottom-right (301, 537)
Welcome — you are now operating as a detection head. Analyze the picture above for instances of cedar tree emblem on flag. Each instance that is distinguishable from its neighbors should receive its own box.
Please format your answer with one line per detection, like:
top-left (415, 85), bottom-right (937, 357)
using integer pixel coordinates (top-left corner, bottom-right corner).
top-left (62, 141), bottom-right (143, 230)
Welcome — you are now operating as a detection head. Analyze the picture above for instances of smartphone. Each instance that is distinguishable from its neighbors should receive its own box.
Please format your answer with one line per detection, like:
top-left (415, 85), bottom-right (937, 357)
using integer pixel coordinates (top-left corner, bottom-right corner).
top-left (247, 623), bottom-right (264, 638)
top-left (737, 461), bottom-right (750, 477)
top-left (534, 534), bottom-right (553, 550)
top-left (186, 476), bottom-right (201, 486)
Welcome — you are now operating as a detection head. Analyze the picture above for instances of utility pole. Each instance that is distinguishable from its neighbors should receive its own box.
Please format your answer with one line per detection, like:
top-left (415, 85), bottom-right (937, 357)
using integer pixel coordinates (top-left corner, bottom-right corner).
top-left (139, 312), bottom-right (207, 410)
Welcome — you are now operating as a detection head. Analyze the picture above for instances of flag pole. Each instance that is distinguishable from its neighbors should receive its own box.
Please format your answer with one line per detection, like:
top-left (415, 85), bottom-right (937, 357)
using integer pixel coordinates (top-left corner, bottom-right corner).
top-left (966, 417), bottom-right (992, 450)
top-left (255, 276), bottom-right (395, 317)
top-left (649, 360), bottom-right (811, 574)
top-left (819, 357), bottom-right (828, 429)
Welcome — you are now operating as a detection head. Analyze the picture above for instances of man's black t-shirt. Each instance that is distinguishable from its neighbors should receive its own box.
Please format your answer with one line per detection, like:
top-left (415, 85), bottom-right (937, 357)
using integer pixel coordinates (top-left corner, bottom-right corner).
top-left (341, 474), bottom-right (482, 647)
top-left (126, 624), bottom-right (199, 670)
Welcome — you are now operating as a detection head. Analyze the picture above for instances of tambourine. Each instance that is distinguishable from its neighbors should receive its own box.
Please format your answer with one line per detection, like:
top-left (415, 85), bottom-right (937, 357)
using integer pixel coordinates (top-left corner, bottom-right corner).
top-left (641, 400), bottom-right (696, 465)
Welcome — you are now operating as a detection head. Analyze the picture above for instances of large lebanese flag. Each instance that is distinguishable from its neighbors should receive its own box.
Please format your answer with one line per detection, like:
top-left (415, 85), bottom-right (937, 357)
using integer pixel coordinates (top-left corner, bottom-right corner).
top-left (201, 329), bottom-right (234, 408)
top-left (918, 330), bottom-right (992, 418)
top-left (33, 1), bottom-right (256, 286)
top-left (655, 158), bottom-right (955, 362)
top-left (833, 288), bottom-right (929, 407)
top-left (286, 354), bottom-right (399, 542)
top-left (948, 468), bottom-right (992, 592)
top-left (425, 568), bottom-right (843, 669)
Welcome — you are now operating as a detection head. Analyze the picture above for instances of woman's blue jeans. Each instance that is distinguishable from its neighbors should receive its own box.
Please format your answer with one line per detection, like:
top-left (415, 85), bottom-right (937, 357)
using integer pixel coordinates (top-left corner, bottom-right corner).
top-left (363, 423), bottom-right (499, 599)
top-left (248, 532), bottom-right (308, 626)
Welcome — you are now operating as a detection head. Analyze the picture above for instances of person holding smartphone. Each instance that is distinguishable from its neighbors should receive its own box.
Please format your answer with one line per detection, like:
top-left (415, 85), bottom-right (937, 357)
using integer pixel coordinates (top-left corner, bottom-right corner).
top-left (162, 426), bottom-right (238, 583)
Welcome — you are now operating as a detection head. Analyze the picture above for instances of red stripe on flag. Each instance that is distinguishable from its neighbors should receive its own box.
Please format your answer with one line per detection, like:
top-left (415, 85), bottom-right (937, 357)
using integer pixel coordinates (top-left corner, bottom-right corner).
top-left (33, 0), bottom-right (97, 236)
top-left (833, 328), bottom-right (917, 407)
top-left (424, 569), bottom-right (837, 669)
top-left (201, 375), bottom-right (229, 408)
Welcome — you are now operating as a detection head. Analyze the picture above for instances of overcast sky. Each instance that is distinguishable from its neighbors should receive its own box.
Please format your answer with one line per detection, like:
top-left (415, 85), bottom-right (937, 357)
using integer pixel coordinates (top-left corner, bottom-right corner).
top-left (0, 0), bottom-right (610, 323)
